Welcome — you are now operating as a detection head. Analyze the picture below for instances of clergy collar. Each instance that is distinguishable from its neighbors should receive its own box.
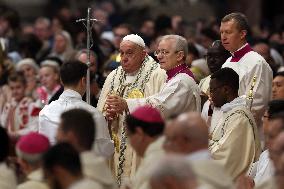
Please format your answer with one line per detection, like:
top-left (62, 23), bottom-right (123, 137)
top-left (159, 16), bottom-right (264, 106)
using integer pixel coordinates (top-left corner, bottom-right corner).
top-left (220, 95), bottom-right (246, 113)
top-left (61, 89), bottom-right (82, 99)
top-left (230, 43), bottom-right (253, 62)
top-left (125, 69), bottom-right (139, 76)
top-left (166, 63), bottom-right (194, 82)
top-left (186, 149), bottom-right (211, 161)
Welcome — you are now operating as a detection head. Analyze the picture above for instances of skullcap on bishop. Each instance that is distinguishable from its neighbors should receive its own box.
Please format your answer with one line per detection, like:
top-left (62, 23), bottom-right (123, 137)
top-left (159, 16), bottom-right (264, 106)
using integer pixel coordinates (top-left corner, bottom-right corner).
top-left (130, 105), bottom-right (164, 123)
top-left (122, 34), bottom-right (145, 48)
top-left (16, 132), bottom-right (50, 154)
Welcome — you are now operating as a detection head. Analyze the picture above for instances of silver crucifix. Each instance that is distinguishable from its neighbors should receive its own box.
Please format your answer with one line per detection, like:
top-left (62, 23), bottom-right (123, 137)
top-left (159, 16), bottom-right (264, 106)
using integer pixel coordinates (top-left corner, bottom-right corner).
top-left (76, 7), bottom-right (98, 104)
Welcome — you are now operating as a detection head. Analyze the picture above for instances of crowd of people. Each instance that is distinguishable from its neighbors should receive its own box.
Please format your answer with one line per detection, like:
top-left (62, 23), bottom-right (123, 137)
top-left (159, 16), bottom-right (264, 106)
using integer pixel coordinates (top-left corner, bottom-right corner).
top-left (1, 2), bottom-right (284, 189)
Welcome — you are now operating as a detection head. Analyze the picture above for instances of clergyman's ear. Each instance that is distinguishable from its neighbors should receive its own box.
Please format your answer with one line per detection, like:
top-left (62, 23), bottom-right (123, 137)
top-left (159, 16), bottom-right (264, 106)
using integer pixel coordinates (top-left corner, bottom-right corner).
top-left (176, 51), bottom-right (185, 62)
top-left (240, 30), bottom-right (247, 40)
top-left (81, 76), bottom-right (86, 85)
top-left (136, 127), bottom-right (144, 136)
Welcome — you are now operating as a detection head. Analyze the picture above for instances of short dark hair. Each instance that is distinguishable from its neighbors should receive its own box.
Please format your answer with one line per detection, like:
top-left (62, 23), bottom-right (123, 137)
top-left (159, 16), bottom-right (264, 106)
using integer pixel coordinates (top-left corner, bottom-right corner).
top-left (60, 109), bottom-right (95, 150)
top-left (43, 143), bottom-right (81, 176)
top-left (114, 24), bottom-right (133, 34)
top-left (210, 40), bottom-right (230, 54)
top-left (268, 100), bottom-right (284, 118)
top-left (221, 12), bottom-right (249, 32)
top-left (8, 71), bottom-right (26, 85)
top-left (1, 7), bottom-right (20, 30)
top-left (60, 60), bottom-right (88, 86)
top-left (207, 40), bottom-right (231, 62)
top-left (274, 71), bottom-right (284, 78)
top-left (269, 111), bottom-right (284, 127)
top-left (0, 127), bottom-right (9, 162)
top-left (126, 115), bottom-right (164, 137)
top-left (211, 67), bottom-right (239, 93)
top-left (188, 43), bottom-right (199, 58)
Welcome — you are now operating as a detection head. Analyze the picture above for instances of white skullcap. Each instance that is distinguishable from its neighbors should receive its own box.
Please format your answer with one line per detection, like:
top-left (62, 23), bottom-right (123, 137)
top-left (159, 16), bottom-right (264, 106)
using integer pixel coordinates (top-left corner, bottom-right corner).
top-left (122, 34), bottom-right (145, 48)
top-left (16, 58), bottom-right (39, 71)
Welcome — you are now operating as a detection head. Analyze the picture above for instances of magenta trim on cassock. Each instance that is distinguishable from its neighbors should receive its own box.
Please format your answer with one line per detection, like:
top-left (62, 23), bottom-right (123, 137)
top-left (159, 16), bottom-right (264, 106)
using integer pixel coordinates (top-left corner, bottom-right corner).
top-left (166, 63), bottom-right (194, 82)
top-left (230, 44), bottom-right (253, 62)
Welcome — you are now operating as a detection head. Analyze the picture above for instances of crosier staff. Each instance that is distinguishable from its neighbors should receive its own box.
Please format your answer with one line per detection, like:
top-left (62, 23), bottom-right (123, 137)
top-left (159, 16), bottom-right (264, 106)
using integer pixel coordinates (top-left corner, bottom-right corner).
top-left (76, 7), bottom-right (98, 104)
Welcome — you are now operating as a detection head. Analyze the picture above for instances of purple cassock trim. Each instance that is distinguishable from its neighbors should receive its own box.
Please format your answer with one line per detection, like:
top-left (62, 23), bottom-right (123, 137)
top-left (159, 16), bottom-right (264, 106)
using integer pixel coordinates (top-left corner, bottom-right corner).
top-left (166, 63), bottom-right (195, 82)
top-left (230, 43), bottom-right (253, 62)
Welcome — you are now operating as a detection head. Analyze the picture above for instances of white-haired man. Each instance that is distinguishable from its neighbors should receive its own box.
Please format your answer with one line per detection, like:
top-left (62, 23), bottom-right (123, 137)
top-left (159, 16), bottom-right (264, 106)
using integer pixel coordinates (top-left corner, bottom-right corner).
top-left (97, 34), bottom-right (167, 186)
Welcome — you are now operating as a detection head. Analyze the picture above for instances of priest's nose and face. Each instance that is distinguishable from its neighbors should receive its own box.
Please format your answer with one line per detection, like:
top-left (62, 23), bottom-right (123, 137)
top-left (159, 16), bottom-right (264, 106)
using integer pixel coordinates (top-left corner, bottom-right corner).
top-left (119, 40), bottom-right (146, 74)
top-left (156, 38), bottom-right (180, 71)
top-left (209, 78), bottom-right (226, 108)
top-left (206, 40), bottom-right (230, 73)
top-left (220, 19), bottom-right (246, 53)
top-left (272, 75), bottom-right (284, 100)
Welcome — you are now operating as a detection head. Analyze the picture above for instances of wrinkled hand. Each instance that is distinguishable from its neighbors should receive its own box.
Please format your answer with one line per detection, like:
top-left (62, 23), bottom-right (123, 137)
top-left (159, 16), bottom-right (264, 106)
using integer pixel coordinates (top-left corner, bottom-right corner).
top-left (105, 95), bottom-right (128, 120)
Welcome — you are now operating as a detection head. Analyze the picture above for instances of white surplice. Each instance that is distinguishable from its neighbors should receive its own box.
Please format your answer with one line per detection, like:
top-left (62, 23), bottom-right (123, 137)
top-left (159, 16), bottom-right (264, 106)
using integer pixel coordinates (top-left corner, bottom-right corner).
top-left (80, 151), bottom-right (116, 189)
top-left (39, 89), bottom-right (114, 158)
top-left (209, 96), bottom-right (261, 180)
top-left (254, 149), bottom-right (275, 185)
top-left (17, 169), bottom-right (48, 189)
top-left (69, 178), bottom-right (103, 189)
top-left (222, 44), bottom-right (273, 127)
top-left (132, 137), bottom-right (165, 189)
top-left (127, 73), bottom-right (201, 118)
top-left (0, 163), bottom-right (17, 189)
top-left (186, 150), bottom-right (234, 189)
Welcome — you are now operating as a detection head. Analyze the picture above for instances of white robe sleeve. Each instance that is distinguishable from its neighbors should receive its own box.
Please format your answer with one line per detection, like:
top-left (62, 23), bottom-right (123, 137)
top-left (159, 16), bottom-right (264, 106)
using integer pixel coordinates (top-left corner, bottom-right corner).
top-left (38, 109), bottom-right (58, 145)
top-left (254, 150), bottom-right (275, 185)
top-left (127, 74), bottom-right (200, 118)
top-left (209, 109), bottom-right (260, 180)
top-left (97, 70), bottom-right (116, 112)
top-left (222, 53), bottom-right (273, 127)
top-left (92, 110), bottom-right (114, 158)
top-left (240, 59), bottom-right (272, 126)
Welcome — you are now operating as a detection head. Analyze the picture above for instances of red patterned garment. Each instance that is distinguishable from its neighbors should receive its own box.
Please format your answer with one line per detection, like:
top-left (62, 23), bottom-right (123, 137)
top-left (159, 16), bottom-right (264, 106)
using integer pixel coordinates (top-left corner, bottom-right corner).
top-left (0, 97), bottom-right (40, 136)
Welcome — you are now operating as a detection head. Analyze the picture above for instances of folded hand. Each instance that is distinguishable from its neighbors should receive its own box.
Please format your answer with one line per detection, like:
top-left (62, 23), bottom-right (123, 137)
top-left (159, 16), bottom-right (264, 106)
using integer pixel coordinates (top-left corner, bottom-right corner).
top-left (105, 95), bottom-right (128, 120)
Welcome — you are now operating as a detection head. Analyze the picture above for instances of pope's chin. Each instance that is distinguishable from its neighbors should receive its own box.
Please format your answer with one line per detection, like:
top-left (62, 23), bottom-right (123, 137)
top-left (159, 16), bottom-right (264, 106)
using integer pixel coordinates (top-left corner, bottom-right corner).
top-left (121, 64), bottom-right (130, 72)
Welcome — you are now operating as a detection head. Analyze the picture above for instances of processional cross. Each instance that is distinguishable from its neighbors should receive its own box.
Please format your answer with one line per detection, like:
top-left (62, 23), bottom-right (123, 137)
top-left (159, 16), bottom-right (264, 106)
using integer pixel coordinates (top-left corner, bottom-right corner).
top-left (76, 7), bottom-right (98, 104)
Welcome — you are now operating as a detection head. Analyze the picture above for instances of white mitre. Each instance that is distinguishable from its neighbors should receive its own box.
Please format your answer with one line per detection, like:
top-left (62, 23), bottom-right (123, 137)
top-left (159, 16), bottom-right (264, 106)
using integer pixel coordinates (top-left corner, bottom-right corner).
top-left (122, 34), bottom-right (145, 48)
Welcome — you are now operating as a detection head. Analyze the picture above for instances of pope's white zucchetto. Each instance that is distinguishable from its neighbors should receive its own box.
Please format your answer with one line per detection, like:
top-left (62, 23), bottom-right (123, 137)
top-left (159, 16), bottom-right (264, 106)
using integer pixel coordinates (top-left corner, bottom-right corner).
top-left (122, 34), bottom-right (145, 48)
